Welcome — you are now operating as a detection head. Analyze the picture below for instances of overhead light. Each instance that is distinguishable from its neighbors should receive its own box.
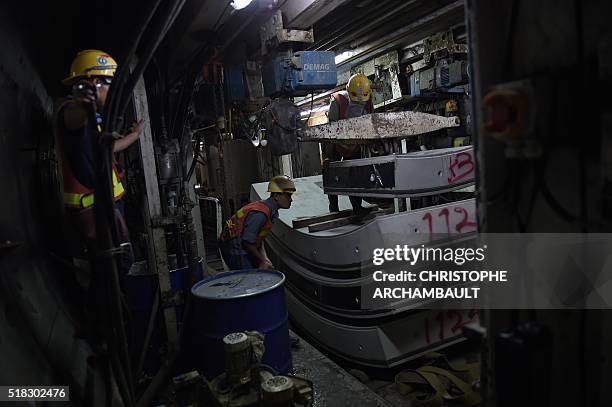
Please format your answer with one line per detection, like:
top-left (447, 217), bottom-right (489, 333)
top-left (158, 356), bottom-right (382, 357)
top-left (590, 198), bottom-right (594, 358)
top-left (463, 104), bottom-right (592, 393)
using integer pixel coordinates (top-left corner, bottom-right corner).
top-left (231, 0), bottom-right (253, 10)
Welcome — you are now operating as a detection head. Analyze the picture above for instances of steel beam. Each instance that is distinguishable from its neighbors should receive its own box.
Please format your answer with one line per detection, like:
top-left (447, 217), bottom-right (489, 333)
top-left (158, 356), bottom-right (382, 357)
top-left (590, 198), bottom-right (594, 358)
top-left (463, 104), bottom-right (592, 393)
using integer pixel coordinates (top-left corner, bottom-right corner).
top-left (281, 0), bottom-right (352, 29)
top-left (300, 111), bottom-right (460, 143)
top-left (335, 1), bottom-right (465, 78)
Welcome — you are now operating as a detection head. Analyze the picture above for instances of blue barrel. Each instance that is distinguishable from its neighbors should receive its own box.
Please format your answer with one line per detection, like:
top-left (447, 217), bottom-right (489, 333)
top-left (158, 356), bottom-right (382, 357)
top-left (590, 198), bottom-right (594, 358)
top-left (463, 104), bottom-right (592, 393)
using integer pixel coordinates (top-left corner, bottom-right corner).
top-left (190, 269), bottom-right (292, 379)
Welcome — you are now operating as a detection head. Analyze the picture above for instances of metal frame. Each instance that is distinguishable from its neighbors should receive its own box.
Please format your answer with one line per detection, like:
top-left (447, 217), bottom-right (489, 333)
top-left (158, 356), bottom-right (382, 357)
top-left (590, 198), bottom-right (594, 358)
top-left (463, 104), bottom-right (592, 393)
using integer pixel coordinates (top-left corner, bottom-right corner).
top-left (324, 146), bottom-right (475, 198)
top-left (252, 176), bottom-right (476, 267)
top-left (286, 290), bottom-right (469, 368)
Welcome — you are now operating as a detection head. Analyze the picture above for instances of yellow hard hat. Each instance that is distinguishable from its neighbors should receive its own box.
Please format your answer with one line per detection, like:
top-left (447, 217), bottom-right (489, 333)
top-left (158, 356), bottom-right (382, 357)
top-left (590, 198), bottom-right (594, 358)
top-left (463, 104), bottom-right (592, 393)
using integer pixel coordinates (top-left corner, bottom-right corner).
top-left (62, 49), bottom-right (117, 85)
top-left (267, 175), bottom-right (296, 193)
top-left (346, 73), bottom-right (371, 102)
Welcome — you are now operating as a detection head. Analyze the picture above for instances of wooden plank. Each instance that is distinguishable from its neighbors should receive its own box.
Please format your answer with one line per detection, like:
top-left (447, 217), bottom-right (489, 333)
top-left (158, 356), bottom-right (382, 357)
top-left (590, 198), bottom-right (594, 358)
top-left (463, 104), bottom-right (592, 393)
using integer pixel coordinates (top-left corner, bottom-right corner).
top-left (293, 206), bottom-right (379, 229)
top-left (306, 206), bottom-right (394, 233)
top-left (133, 73), bottom-right (178, 352)
top-left (308, 217), bottom-right (353, 233)
top-left (292, 209), bottom-right (354, 229)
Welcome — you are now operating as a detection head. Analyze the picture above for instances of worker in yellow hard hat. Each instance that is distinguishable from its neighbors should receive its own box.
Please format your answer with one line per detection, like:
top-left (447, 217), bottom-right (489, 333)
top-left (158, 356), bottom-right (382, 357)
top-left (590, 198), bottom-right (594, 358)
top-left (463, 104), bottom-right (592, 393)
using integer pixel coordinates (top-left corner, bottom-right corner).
top-left (218, 175), bottom-right (296, 270)
top-left (55, 49), bottom-right (143, 244)
top-left (322, 73), bottom-right (373, 214)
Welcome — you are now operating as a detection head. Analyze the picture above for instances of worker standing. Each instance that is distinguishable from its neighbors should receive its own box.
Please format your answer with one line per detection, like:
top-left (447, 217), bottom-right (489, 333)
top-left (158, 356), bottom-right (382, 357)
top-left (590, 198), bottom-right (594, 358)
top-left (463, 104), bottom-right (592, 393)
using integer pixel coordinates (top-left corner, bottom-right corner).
top-left (322, 73), bottom-right (373, 215)
top-left (218, 175), bottom-right (295, 270)
top-left (55, 49), bottom-right (143, 247)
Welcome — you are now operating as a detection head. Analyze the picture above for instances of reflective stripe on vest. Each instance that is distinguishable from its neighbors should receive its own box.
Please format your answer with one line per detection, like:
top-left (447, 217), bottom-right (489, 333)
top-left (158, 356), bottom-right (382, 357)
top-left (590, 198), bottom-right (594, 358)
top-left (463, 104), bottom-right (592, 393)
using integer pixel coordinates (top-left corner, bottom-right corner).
top-left (55, 98), bottom-right (125, 208)
top-left (63, 169), bottom-right (125, 208)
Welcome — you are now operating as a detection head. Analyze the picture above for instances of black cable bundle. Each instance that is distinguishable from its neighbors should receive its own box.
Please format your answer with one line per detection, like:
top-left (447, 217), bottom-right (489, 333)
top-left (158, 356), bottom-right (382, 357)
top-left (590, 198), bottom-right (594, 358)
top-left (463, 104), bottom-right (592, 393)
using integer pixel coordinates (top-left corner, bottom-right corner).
top-left (88, 1), bottom-right (188, 405)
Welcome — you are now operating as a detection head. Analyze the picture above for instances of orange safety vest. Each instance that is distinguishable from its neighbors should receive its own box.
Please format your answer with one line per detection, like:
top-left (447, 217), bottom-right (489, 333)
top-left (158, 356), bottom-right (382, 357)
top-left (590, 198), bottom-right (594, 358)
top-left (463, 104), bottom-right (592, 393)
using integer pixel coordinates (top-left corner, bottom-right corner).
top-left (219, 201), bottom-right (274, 249)
top-left (55, 99), bottom-right (125, 208)
top-left (331, 92), bottom-right (373, 158)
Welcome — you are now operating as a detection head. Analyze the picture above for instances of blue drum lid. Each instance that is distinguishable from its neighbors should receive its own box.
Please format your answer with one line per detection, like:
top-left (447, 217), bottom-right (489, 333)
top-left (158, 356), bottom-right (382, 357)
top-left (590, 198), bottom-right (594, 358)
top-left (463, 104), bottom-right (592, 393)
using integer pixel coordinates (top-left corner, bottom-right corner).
top-left (191, 270), bottom-right (285, 300)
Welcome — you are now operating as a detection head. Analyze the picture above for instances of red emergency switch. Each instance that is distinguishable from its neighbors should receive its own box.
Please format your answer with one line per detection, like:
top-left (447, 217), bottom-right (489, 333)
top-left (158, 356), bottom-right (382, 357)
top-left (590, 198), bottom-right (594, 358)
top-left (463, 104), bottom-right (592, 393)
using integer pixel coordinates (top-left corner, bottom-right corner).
top-left (483, 88), bottom-right (529, 141)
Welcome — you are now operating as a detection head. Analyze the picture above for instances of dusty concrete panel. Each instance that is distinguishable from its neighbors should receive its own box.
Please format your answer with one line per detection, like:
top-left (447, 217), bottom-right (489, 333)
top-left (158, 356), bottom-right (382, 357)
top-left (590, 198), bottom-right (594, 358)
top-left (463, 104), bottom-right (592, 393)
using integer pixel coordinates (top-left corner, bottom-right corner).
top-left (301, 111), bottom-right (460, 143)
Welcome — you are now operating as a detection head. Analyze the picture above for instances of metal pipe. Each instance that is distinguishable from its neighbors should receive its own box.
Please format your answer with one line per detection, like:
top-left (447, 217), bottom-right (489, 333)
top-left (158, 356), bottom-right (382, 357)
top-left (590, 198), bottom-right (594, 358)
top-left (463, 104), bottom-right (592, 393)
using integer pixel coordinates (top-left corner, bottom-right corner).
top-left (103, 0), bottom-right (163, 132)
top-left (315, 0), bottom-right (418, 52)
top-left (336, 1), bottom-right (464, 76)
top-left (295, 86), bottom-right (344, 107)
top-left (89, 96), bottom-right (135, 405)
top-left (116, 0), bottom-right (188, 124)
top-left (135, 195), bottom-right (201, 406)
top-left (306, 0), bottom-right (383, 51)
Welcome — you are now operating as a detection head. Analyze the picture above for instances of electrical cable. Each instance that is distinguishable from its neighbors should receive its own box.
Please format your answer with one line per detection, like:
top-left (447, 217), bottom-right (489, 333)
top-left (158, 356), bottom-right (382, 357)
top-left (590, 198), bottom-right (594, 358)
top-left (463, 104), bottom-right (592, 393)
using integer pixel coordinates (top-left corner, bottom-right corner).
top-left (86, 99), bottom-right (135, 406)
top-left (95, 2), bottom-right (187, 404)
top-left (115, 0), bottom-right (188, 125)
top-left (169, 45), bottom-right (213, 144)
top-left (574, 1), bottom-right (588, 401)
top-left (103, 0), bottom-right (163, 133)
top-left (574, 0), bottom-right (588, 234)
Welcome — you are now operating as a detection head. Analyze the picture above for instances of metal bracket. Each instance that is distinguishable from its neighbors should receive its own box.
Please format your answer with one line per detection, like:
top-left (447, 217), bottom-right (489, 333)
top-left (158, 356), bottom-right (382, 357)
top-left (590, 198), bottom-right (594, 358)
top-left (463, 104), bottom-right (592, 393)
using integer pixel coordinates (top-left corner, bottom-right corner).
top-left (260, 10), bottom-right (314, 55)
top-left (423, 29), bottom-right (467, 64)
top-left (151, 216), bottom-right (183, 227)
top-left (323, 146), bottom-right (475, 198)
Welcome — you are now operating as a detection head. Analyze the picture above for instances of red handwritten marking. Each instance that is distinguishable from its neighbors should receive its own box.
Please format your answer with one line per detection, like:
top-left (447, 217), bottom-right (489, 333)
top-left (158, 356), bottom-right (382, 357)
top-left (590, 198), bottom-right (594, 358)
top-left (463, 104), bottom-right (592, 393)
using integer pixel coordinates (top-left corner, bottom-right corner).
top-left (436, 311), bottom-right (445, 341)
top-left (422, 212), bottom-right (433, 235)
top-left (438, 208), bottom-right (450, 236)
top-left (454, 207), bottom-right (477, 233)
top-left (424, 310), bottom-right (479, 344)
top-left (421, 206), bottom-right (475, 235)
top-left (449, 310), bottom-right (463, 333)
top-left (448, 152), bottom-right (475, 184)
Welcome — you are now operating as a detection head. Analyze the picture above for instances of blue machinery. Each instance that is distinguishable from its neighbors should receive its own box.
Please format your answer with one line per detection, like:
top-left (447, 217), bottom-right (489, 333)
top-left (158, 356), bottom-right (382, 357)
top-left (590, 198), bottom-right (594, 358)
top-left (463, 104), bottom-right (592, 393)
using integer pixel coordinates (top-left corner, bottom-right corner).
top-left (262, 51), bottom-right (337, 97)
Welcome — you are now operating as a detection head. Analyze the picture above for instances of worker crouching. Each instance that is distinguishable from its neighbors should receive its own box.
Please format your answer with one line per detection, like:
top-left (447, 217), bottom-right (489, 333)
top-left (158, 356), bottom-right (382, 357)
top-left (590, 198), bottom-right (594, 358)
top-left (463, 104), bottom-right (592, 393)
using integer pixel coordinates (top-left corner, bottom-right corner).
top-left (218, 175), bottom-right (295, 270)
